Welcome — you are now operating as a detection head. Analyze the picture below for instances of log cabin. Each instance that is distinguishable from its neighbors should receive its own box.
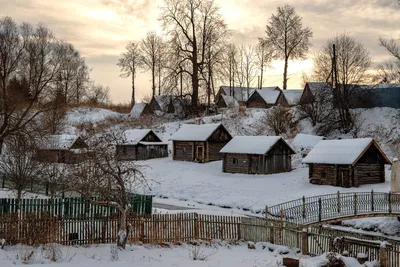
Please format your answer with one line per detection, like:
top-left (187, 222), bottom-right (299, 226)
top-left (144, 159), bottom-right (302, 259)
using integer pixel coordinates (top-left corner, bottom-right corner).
top-left (170, 123), bottom-right (232, 163)
top-left (220, 136), bottom-right (295, 175)
top-left (299, 82), bottom-right (332, 104)
top-left (279, 90), bottom-right (303, 107)
top-left (130, 102), bottom-right (153, 119)
top-left (36, 135), bottom-right (88, 164)
top-left (215, 95), bottom-right (239, 109)
top-left (246, 88), bottom-right (283, 108)
top-left (302, 138), bottom-right (391, 188)
top-left (116, 129), bottom-right (168, 161)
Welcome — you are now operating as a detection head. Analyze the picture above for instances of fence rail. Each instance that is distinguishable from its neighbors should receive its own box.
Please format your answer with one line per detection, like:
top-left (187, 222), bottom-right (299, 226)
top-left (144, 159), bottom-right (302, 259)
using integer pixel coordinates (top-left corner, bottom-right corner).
top-left (267, 191), bottom-right (400, 226)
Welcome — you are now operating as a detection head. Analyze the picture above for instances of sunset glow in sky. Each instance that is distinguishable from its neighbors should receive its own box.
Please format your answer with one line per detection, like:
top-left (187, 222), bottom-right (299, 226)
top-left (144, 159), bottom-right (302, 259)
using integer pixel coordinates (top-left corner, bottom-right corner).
top-left (1, 0), bottom-right (399, 103)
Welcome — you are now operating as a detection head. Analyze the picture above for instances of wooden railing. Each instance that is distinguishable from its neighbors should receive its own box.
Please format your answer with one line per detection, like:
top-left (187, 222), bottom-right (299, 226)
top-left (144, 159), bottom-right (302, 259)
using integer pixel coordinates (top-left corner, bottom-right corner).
top-left (266, 191), bottom-right (400, 226)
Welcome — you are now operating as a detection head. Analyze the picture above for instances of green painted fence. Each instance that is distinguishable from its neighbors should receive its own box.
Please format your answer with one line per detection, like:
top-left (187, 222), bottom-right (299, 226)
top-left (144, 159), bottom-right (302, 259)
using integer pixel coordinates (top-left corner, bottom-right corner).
top-left (0, 195), bottom-right (152, 218)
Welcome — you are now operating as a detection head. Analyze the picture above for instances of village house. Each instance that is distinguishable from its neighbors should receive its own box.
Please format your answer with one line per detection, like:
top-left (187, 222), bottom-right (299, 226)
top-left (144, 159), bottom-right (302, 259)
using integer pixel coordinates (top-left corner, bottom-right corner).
top-left (116, 129), bottom-right (168, 161)
top-left (220, 136), bottom-right (295, 175)
top-left (302, 138), bottom-right (391, 188)
top-left (130, 102), bottom-right (153, 119)
top-left (246, 88), bottom-right (283, 108)
top-left (215, 95), bottom-right (239, 109)
top-left (279, 89), bottom-right (303, 107)
top-left (170, 123), bottom-right (232, 163)
top-left (36, 134), bottom-right (88, 164)
top-left (148, 95), bottom-right (175, 113)
top-left (299, 82), bottom-right (332, 104)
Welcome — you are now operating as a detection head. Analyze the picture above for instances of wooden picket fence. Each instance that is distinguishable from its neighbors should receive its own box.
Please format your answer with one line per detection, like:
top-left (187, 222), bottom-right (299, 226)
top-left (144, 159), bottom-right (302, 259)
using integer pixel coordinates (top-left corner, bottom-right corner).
top-left (1, 211), bottom-right (400, 266)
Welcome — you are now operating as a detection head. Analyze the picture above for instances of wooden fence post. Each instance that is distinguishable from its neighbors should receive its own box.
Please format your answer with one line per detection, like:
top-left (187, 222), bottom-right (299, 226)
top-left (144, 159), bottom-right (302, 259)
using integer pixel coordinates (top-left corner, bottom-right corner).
top-left (139, 217), bottom-right (145, 243)
top-left (301, 229), bottom-right (309, 255)
top-left (379, 243), bottom-right (388, 267)
top-left (371, 190), bottom-right (374, 212)
top-left (337, 191), bottom-right (341, 213)
top-left (269, 221), bottom-right (275, 244)
top-left (388, 192), bottom-right (392, 215)
top-left (265, 206), bottom-right (269, 226)
top-left (302, 196), bottom-right (306, 219)
top-left (318, 198), bottom-right (322, 222)
top-left (194, 213), bottom-right (199, 240)
top-left (354, 193), bottom-right (357, 216)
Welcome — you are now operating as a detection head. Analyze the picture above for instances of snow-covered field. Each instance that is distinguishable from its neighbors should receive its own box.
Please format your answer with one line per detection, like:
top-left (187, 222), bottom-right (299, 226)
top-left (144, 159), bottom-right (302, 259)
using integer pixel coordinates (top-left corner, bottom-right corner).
top-left (0, 241), bottom-right (299, 267)
top-left (139, 158), bottom-right (391, 213)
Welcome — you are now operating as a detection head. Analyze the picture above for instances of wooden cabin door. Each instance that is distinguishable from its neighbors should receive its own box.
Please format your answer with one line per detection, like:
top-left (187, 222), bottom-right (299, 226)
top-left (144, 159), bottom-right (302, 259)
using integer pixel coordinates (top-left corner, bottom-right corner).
top-left (340, 170), bottom-right (350, 188)
top-left (196, 146), bottom-right (204, 162)
top-left (250, 156), bottom-right (259, 174)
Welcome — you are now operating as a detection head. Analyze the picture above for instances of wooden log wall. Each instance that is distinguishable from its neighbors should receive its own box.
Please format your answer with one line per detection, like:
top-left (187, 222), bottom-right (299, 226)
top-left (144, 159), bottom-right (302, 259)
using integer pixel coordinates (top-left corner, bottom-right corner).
top-left (173, 141), bottom-right (194, 161)
top-left (355, 163), bottom-right (383, 185)
top-left (223, 153), bottom-right (250, 174)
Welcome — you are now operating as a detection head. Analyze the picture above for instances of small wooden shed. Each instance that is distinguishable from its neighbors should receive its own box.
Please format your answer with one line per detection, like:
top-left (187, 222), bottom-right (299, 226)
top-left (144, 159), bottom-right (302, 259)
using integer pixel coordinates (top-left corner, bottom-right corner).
top-left (299, 82), bottom-right (332, 104)
top-left (116, 129), bottom-right (168, 161)
top-left (246, 88), bottom-right (283, 108)
top-left (170, 123), bottom-right (232, 163)
top-left (302, 138), bottom-right (391, 187)
top-left (279, 90), bottom-right (303, 107)
top-left (215, 95), bottom-right (239, 109)
top-left (220, 136), bottom-right (295, 175)
top-left (36, 135), bottom-right (88, 164)
top-left (149, 96), bottom-right (175, 113)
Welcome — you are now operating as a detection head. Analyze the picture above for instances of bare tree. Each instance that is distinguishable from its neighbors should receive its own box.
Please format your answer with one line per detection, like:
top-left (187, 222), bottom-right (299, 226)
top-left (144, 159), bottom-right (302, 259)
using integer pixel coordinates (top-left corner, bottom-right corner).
top-left (261, 105), bottom-right (295, 136)
top-left (0, 17), bottom-right (64, 153)
top-left (262, 5), bottom-right (313, 89)
top-left (0, 134), bottom-right (41, 205)
top-left (241, 45), bottom-right (257, 98)
top-left (160, 0), bottom-right (228, 107)
top-left (224, 44), bottom-right (238, 97)
top-left (312, 34), bottom-right (371, 132)
top-left (140, 32), bottom-right (163, 98)
top-left (118, 42), bottom-right (142, 107)
top-left (378, 36), bottom-right (400, 83)
top-left (256, 41), bottom-right (272, 89)
top-left (86, 83), bottom-right (110, 105)
top-left (67, 131), bottom-right (148, 249)
top-left (39, 163), bottom-right (68, 200)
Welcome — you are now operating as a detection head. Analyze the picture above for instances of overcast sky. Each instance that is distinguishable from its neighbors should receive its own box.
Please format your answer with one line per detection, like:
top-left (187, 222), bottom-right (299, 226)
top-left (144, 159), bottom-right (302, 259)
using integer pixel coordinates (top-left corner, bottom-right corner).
top-left (1, 0), bottom-right (399, 103)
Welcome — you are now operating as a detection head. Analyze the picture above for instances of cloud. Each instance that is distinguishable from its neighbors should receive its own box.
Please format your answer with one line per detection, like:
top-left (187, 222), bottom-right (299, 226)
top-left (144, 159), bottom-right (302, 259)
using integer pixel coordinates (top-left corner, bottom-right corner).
top-left (0, 0), bottom-right (399, 102)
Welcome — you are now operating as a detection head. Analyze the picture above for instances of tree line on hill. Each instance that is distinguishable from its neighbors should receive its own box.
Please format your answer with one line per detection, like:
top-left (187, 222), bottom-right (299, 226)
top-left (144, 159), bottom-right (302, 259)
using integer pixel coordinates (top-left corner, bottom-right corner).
top-left (118, 0), bottom-right (400, 114)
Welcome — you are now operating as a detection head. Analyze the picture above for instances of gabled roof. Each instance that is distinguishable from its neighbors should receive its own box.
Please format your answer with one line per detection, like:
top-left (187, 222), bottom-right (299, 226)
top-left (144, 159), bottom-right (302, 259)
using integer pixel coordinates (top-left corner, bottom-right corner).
top-left (282, 90), bottom-right (303, 106)
top-left (302, 138), bottom-right (391, 165)
top-left (221, 95), bottom-right (239, 108)
top-left (219, 86), bottom-right (257, 101)
top-left (170, 123), bottom-right (228, 141)
top-left (122, 129), bottom-right (163, 145)
top-left (39, 135), bottom-right (85, 150)
top-left (253, 88), bottom-right (281, 104)
top-left (305, 82), bottom-right (332, 95)
top-left (220, 136), bottom-right (295, 155)
top-left (291, 133), bottom-right (324, 153)
top-left (154, 95), bottom-right (173, 112)
top-left (130, 102), bottom-right (148, 119)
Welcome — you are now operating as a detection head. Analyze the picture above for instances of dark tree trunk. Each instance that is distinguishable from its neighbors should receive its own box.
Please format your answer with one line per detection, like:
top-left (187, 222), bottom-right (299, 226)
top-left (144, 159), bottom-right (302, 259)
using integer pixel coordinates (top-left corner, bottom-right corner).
top-left (131, 74), bottom-right (135, 107)
top-left (283, 57), bottom-right (288, 90)
top-left (152, 61), bottom-right (156, 98)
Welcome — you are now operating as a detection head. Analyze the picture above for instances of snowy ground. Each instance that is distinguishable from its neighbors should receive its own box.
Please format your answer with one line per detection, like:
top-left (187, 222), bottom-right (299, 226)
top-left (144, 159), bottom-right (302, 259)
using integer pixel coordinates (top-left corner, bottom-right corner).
top-left (0, 241), bottom-right (299, 267)
top-left (138, 158), bottom-right (391, 213)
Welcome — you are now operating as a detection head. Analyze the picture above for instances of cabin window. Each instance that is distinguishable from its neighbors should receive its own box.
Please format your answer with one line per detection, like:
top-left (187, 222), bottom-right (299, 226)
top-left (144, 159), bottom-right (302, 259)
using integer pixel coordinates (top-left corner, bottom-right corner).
top-left (122, 147), bottom-right (127, 154)
top-left (182, 148), bottom-right (186, 153)
top-left (232, 158), bottom-right (238, 164)
top-left (321, 171), bottom-right (326, 178)
top-left (150, 145), bottom-right (155, 150)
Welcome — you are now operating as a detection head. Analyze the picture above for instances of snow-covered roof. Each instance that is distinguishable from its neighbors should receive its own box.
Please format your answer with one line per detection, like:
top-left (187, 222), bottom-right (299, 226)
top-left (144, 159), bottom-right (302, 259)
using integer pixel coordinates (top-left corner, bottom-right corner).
top-left (255, 88), bottom-right (281, 104)
top-left (291, 134), bottom-right (324, 153)
top-left (221, 95), bottom-right (239, 108)
top-left (220, 86), bottom-right (257, 101)
top-left (220, 136), bottom-right (290, 155)
top-left (283, 90), bottom-right (303, 106)
top-left (154, 95), bottom-right (172, 112)
top-left (130, 102), bottom-right (147, 119)
top-left (170, 123), bottom-right (224, 141)
top-left (302, 138), bottom-right (379, 165)
top-left (39, 135), bottom-right (82, 150)
top-left (306, 82), bottom-right (332, 95)
top-left (123, 129), bottom-right (152, 145)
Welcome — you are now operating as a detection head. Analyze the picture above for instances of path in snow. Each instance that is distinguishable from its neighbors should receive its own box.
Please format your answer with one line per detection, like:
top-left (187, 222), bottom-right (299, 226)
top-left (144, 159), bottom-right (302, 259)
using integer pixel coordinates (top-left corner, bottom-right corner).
top-left (138, 158), bottom-right (391, 213)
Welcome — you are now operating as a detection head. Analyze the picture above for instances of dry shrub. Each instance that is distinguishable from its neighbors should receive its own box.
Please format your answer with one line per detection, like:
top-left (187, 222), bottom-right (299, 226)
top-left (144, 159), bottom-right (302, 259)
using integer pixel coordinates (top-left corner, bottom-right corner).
top-left (189, 245), bottom-right (217, 261)
top-left (65, 101), bottom-right (132, 114)
top-left (0, 212), bottom-right (59, 246)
